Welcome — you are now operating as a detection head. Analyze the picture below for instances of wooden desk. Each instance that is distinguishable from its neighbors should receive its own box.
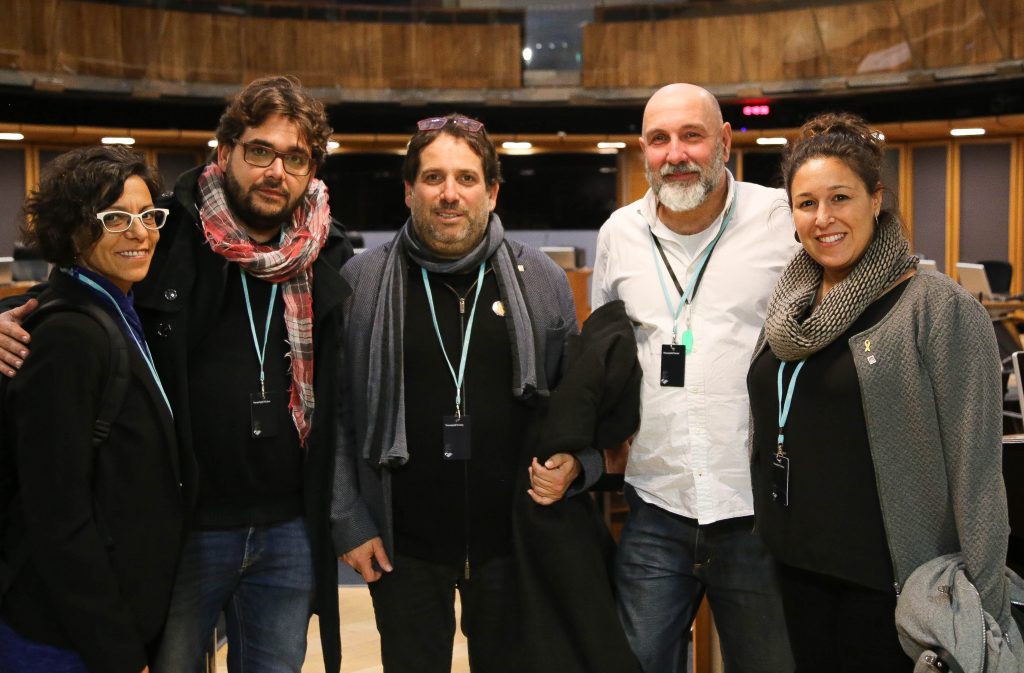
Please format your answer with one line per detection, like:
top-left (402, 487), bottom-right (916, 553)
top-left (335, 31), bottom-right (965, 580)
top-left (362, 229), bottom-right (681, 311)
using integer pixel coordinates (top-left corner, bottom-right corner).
top-left (983, 300), bottom-right (1024, 318)
top-left (0, 281), bottom-right (36, 300)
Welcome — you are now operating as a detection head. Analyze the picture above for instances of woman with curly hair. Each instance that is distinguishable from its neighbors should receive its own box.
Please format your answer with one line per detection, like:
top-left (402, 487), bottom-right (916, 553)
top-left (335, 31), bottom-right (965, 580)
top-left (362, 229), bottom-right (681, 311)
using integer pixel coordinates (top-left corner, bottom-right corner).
top-left (747, 113), bottom-right (1013, 670)
top-left (0, 145), bottom-right (183, 673)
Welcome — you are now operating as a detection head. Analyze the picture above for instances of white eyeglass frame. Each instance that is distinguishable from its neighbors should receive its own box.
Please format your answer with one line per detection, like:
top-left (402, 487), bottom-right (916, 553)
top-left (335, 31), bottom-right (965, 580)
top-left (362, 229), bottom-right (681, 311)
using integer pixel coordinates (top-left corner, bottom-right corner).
top-left (95, 207), bottom-right (170, 233)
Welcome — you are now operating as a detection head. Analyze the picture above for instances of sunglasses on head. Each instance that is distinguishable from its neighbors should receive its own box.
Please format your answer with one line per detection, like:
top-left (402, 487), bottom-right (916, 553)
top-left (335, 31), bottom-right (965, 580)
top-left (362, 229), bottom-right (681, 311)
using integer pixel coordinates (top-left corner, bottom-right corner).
top-left (416, 117), bottom-right (485, 133)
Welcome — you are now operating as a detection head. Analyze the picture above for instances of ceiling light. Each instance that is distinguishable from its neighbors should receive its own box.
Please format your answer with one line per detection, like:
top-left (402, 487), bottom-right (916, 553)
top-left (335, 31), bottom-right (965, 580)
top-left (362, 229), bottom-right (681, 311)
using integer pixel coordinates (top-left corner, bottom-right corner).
top-left (756, 137), bottom-right (787, 146)
top-left (102, 136), bottom-right (135, 145)
top-left (597, 141), bottom-right (626, 149)
top-left (950, 128), bottom-right (985, 137)
top-left (0, 132), bottom-right (24, 141)
top-left (327, 140), bottom-right (340, 151)
top-left (207, 139), bottom-right (219, 148)
top-left (502, 141), bottom-right (532, 150)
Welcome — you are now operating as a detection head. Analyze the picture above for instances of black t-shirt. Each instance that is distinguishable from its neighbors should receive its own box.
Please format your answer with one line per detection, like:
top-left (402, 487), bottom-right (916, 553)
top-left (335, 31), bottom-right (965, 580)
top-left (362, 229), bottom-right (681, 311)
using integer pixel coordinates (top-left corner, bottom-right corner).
top-left (188, 265), bottom-right (304, 528)
top-left (748, 280), bottom-right (909, 591)
top-left (392, 260), bottom-right (531, 567)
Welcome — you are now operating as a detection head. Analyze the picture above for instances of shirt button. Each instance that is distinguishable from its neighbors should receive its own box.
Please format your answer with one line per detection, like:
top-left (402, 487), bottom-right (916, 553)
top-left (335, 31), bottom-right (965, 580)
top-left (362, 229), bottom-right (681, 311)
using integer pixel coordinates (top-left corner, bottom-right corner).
top-left (164, 288), bottom-right (178, 301)
top-left (156, 322), bottom-right (173, 337)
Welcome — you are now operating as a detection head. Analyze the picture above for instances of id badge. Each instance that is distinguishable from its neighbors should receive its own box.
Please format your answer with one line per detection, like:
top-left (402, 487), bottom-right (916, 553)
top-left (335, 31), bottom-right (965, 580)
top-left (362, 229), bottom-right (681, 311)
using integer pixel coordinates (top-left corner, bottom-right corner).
top-left (771, 454), bottom-right (790, 506)
top-left (250, 391), bottom-right (281, 439)
top-left (660, 344), bottom-right (685, 387)
top-left (442, 415), bottom-right (471, 460)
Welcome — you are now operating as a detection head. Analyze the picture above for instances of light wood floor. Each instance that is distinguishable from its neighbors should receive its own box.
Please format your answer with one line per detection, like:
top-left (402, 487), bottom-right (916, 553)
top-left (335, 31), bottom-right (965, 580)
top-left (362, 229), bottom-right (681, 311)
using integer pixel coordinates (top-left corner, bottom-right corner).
top-left (214, 586), bottom-right (470, 673)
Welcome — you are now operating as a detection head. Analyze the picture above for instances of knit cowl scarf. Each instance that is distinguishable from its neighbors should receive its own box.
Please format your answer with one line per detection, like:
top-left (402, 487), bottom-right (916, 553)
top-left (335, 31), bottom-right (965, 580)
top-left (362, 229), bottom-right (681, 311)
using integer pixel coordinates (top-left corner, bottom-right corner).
top-left (197, 162), bottom-right (331, 446)
top-left (764, 211), bottom-right (918, 362)
top-left (363, 213), bottom-right (544, 466)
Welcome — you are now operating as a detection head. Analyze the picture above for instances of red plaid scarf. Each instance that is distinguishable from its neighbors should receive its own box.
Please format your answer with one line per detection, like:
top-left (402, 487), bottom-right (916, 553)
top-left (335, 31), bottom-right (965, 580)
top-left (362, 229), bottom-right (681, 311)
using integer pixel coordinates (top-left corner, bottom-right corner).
top-left (197, 163), bottom-right (331, 446)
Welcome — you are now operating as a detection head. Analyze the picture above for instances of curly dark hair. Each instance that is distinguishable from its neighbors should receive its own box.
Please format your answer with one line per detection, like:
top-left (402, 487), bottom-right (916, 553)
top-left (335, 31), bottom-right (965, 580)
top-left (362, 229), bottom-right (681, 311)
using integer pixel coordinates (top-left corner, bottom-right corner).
top-left (215, 75), bottom-right (333, 168)
top-left (402, 113), bottom-right (502, 187)
top-left (22, 145), bottom-right (162, 267)
top-left (781, 111), bottom-right (886, 204)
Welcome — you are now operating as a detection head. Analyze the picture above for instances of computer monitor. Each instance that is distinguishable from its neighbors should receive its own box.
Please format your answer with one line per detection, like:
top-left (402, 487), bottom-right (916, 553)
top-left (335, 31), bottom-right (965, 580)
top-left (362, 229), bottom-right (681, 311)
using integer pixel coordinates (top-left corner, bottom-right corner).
top-left (956, 262), bottom-right (993, 300)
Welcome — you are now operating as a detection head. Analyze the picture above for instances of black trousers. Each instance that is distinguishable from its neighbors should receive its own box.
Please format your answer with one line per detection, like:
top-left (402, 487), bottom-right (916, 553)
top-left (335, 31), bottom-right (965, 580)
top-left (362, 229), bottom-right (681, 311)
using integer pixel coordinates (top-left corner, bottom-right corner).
top-left (776, 563), bottom-right (913, 673)
top-left (367, 553), bottom-right (525, 673)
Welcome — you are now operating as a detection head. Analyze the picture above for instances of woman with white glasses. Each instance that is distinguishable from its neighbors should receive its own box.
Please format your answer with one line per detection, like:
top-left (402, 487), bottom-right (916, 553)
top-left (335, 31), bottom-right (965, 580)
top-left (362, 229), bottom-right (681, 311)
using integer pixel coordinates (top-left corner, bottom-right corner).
top-left (0, 146), bottom-right (183, 673)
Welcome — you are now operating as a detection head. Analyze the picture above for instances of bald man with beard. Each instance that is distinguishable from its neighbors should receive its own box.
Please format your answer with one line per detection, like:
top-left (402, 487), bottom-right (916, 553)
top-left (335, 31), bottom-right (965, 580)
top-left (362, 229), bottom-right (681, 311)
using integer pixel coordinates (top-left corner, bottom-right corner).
top-left (592, 84), bottom-right (799, 672)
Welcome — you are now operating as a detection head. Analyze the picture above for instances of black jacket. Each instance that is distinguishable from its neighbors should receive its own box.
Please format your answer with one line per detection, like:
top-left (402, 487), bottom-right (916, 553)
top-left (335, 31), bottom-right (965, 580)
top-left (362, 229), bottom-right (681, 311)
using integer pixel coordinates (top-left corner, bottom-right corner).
top-left (2, 270), bottom-right (185, 673)
top-left (134, 165), bottom-right (352, 673)
top-left (512, 299), bottom-right (642, 673)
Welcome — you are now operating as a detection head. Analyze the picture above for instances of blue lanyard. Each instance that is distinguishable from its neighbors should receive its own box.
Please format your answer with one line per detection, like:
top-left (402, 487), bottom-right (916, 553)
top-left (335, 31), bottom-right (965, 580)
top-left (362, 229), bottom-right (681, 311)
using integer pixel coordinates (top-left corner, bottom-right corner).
top-left (240, 271), bottom-right (279, 398)
top-left (64, 270), bottom-right (173, 417)
top-left (776, 359), bottom-right (806, 456)
top-left (421, 263), bottom-right (486, 418)
top-left (648, 193), bottom-right (737, 347)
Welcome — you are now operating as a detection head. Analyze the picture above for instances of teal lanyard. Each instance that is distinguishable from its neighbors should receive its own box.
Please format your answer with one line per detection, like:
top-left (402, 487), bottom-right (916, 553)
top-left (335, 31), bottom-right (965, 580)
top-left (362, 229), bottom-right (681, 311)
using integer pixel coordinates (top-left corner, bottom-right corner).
top-left (63, 269), bottom-right (173, 417)
top-left (240, 271), bottom-right (279, 398)
top-left (421, 263), bottom-right (486, 419)
top-left (649, 193), bottom-right (738, 348)
top-left (776, 359), bottom-right (806, 456)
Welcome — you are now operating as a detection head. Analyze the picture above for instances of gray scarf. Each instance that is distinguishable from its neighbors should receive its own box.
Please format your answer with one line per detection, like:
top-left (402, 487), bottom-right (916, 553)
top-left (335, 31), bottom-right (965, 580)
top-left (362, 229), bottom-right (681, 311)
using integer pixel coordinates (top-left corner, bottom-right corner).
top-left (764, 211), bottom-right (918, 361)
top-left (364, 213), bottom-right (542, 466)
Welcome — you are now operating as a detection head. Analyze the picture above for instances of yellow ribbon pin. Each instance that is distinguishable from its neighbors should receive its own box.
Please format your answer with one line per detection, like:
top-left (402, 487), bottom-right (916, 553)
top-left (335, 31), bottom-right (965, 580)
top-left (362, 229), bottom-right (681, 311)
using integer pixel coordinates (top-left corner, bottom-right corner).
top-left (864, 339), bottom-right (872, 352)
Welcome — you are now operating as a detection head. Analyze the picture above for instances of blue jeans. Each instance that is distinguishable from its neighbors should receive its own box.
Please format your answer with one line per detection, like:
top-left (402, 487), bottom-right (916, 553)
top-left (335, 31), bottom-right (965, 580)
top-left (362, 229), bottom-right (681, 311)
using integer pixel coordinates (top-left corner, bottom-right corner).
top-left (615, 485), bottom-right (794, 673)
top-left (153, 517), bottom-right (315, 673)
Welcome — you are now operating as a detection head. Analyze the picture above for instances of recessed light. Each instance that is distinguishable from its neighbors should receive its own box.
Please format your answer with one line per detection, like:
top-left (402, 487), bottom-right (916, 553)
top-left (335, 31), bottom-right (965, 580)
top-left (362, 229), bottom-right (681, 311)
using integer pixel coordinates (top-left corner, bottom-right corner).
top-left (102, 136), bottom-right (135, 145)
top-left (597, 142), bottom-right (626, 149)
top-left (327, 141), bottom-right (340, 151)
top-left (0, 132), bottom-right (24, 141)
top-left (950, 128), bottom-right (985, 137)
top-left (756, 137), bottom-right (787, 146)
top-left (502, 141), bottom-right (532, 150)
top-left (207, 139), bottom-right (219, 148)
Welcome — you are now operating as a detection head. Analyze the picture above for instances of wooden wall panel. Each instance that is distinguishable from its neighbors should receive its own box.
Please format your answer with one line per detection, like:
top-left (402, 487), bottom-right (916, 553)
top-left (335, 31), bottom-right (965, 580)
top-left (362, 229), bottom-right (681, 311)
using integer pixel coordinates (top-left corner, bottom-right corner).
top-left (5, 1), bottom-right (519, 90)
top-left (813, 1), bottom-right (908, 75)
top-left (895, 0), bottom-right (1002, 69)
top-left (582, 21), bottom-right (656, 88)
top-left (56, 2), bottom-right (126, 78)
top-left (984, 0), bottom-right (1024, 60)
top-left (152, 13), bottom-right (243, 83)
top-left (583, 0), bottom-right (1017, 89)
top-left (652, 15), bottom-right (746, 85)
top-left (0, 0), bottom-right (58, 72)
top-left (735, 9), bottom-right (826, 82)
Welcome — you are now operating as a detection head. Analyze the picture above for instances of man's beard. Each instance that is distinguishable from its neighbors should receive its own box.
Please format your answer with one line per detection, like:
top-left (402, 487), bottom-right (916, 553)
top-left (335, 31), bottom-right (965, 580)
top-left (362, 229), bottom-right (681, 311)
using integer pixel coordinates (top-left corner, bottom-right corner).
top-left (224, 168), bottom-right (303, 234)
top-left (410, 198), bottom-right (490, 259)
top-left (646, 141), bottom-right (726, 213)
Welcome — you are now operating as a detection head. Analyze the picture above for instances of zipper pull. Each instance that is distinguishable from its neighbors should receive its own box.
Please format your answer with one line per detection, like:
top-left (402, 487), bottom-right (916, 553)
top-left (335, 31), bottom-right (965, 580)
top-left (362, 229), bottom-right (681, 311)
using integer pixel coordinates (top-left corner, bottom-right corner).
top-left (458, 297), bottom-right (466, 315)
top-left (464, 558), bottom-right (471, 580)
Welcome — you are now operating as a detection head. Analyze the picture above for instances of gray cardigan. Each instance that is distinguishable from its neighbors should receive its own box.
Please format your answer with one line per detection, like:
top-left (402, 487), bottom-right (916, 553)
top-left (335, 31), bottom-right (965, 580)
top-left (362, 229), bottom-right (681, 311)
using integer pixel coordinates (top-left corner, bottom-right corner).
top-left (752, 272), bottom-right (1011, 628)
top-left (330, 235), bottom-right (589, 558)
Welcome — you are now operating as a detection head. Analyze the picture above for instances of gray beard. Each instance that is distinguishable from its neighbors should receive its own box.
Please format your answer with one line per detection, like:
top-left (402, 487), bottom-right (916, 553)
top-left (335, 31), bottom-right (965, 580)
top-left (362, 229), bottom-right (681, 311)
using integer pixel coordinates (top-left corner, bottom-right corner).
top-left (646, 147), bottom-right (726, 214)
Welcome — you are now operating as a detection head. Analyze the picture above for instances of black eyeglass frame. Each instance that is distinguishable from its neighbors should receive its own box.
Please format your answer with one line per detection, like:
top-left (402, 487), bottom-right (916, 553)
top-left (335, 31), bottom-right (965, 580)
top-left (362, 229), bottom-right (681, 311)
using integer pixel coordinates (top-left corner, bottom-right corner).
top-left (238, 141), bottom-right (314, 176)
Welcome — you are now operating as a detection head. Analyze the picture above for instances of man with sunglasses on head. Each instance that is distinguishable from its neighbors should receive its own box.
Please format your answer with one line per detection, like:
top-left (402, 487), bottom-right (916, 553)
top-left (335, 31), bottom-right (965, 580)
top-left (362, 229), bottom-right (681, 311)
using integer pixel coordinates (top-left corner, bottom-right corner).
top-left (330, 113), bottom-right (601, 673)
top-left (0, 76), bottom-right (352, 673)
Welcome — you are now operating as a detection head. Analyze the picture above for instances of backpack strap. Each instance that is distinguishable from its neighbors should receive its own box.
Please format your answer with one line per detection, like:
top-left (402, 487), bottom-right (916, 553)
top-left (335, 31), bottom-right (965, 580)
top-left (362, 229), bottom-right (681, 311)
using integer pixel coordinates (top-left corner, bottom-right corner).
top-left (0, 298), bottom-right (131, 605)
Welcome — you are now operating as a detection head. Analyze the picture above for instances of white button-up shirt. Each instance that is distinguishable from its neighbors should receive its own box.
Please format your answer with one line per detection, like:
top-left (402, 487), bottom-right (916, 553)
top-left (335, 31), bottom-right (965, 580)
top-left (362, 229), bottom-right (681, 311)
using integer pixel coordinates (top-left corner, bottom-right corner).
top-left (592, 174), bottom-right (799, 524)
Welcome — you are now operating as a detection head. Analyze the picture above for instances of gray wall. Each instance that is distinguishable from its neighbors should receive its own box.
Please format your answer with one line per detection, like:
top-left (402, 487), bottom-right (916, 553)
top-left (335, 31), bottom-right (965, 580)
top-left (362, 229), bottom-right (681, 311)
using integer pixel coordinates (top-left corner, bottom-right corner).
top-left (911, 145), bottom-right (948, 272)
top-left (0, 149), bottom-right (25, 257)
top-left (959, 142), bottom-right (1011, 265)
